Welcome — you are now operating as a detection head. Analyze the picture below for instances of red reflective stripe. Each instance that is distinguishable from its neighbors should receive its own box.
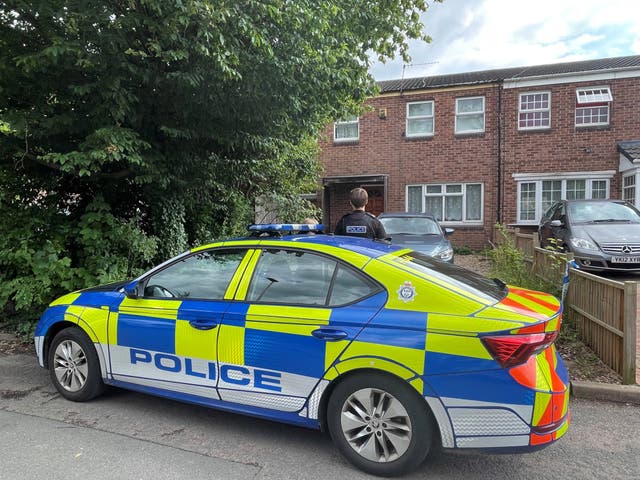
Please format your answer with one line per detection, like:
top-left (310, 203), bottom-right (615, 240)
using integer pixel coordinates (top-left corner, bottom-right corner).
top-left (511, 289), bottom-right (559, 312)
top-left (500, 296), bottom-right (547, 320)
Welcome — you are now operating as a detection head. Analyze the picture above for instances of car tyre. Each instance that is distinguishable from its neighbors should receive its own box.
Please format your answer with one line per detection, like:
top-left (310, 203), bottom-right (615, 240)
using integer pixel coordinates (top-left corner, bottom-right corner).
top-left (327, 372), bottom-right (434, 477)
top-left (48, 327), bottom-right (105, 402)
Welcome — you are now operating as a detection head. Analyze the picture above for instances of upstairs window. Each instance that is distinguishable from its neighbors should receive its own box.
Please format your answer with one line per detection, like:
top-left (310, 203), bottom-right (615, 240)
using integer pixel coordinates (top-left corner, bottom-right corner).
top-left (519, 92), bottom-right (551, 130)
top-left (334, 115), bottom-right (359, 142)
top-left (575, 86), bottom-right (612, 127)
top-left (406, 101), bottom-right (434, 137)
top-left (455, 97), bottom-right (485, 134)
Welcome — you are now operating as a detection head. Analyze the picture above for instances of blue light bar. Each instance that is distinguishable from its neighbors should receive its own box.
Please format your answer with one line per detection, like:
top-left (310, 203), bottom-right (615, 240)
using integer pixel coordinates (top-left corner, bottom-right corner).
top-left (248, 223), bottom-right (324, 233)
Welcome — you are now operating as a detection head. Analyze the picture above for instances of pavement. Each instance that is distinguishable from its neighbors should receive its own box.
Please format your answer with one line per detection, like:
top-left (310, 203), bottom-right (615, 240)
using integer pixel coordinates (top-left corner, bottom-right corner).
top-left (571, 380), bottom-right (640, 405)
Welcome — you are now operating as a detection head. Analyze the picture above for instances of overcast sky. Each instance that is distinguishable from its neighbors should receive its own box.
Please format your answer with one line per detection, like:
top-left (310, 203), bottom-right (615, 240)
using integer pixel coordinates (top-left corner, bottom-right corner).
top-left (369, 0), bottom-right (640, 81)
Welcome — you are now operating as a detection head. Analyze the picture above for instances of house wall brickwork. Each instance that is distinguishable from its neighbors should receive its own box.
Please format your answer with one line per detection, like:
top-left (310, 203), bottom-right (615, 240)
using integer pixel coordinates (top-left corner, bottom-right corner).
top-left (318, 62), bottom-right (640, 250)
top-left (501, 77), bottom-right (640, 225)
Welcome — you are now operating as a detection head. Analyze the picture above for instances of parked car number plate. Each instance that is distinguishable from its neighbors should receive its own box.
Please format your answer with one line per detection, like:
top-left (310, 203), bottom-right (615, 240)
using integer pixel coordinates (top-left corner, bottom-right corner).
top-left (611, 256), bottom-right (640, 263)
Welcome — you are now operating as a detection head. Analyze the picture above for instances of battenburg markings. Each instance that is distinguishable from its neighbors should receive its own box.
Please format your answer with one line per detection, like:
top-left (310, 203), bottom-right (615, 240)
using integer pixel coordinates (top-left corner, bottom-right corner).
top-left (129, 348), bottom-right (282, 392)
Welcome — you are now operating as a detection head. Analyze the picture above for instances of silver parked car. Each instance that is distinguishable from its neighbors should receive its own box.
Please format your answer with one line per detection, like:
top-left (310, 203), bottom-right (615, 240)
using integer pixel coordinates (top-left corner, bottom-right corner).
top-left (539, 199), bottom-right (640, 272)
top-left (378, 212), bottom-right (455, 262)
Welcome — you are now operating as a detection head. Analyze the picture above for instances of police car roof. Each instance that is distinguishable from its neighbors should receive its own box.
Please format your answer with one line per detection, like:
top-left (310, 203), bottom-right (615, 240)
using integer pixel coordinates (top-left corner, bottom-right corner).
top-left (194, 224), bottom-right (402, 259)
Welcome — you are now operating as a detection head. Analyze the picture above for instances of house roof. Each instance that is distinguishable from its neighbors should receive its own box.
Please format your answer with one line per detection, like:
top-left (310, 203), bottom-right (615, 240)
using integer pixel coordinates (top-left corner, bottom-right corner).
top-left (377, 55), bottom-right (640, 94)
top-left (618, 141), bottom-right (640, 162)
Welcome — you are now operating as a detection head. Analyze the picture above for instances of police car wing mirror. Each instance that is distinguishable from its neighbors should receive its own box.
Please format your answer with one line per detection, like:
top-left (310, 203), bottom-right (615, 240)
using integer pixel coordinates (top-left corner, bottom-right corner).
top-left (123, 280), bottom-right (142, 299)
top-left (444, 228), bottom-right (455, 235)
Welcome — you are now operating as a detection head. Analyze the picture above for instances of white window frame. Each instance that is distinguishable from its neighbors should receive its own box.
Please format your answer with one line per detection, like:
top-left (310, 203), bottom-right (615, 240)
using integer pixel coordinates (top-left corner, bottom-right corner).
top-left (406, 101), bottom-right (434, 138)
top-left (623, 172), bottom-right (638, 208)
top-left (513, 171), bottom-right (614, 224)
top-left (455, 96), bottom-right (485, 134)
top-left (576, 86), bottom-right (612, 104)
top-left (334, 115), bottom-right (359, 142)
top-left (518, 91), bottom-right (551, 130)
top-left (405, 182), bottom-right (484, 225)
top-left (575, 86), bottom-right (612, 127)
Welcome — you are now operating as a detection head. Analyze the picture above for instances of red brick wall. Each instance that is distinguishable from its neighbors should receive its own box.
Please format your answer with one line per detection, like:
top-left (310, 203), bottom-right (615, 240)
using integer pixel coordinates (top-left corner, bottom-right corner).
top-left (320, 86), bottom-right (500, 249)
top-left (318, 76), bottom-right (640, 250)
top-left (501, 77), bottom-right (640, 222)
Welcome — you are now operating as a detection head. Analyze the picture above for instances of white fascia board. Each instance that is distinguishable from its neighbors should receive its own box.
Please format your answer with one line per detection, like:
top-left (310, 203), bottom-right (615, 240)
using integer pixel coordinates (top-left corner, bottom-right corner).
top-left (504, 68), bottom-right (640, 89)
top-left (512, 170), bottom-right (616, 181)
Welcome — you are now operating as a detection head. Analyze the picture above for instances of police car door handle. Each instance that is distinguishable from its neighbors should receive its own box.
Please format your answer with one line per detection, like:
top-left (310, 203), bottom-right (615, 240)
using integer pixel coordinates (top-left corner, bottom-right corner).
top-left (312, 328), bottom-right (348, 341)
top-left (188, 318), bottom-right (219, 330)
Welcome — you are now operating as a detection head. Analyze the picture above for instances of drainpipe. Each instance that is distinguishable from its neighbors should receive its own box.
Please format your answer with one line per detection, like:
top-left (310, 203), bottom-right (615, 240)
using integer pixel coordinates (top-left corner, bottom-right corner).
top-left (497, 81), bottom-right (504, 225)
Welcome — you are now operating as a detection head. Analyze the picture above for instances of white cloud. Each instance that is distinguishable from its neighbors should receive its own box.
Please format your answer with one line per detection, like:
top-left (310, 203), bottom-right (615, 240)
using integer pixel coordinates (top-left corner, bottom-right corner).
top-left (370, 0), bottom-right (640, 80)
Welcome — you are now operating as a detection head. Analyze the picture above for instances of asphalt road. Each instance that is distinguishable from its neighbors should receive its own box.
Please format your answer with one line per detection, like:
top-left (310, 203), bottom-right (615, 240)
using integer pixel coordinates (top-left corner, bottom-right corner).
top-left (1, 352), bottom-right (639, 480)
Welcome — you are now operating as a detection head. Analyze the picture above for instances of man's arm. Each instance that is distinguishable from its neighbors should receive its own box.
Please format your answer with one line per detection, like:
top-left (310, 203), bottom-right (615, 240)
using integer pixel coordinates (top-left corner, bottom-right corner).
top-left (334, 216), bottom-right (345, 235)
top-left (373, 219), bottom-right (387, 240)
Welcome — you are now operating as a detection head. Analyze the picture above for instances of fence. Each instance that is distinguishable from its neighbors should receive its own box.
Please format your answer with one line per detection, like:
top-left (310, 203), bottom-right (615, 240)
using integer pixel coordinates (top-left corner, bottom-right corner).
top-left (564, 270), bottom-right (638, 384)
top-left (494, 225), bottom-right (638, 384)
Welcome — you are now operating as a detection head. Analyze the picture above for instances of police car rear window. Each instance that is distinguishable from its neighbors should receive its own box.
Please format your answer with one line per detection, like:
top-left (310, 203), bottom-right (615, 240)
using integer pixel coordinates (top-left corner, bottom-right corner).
top-left (392, 252), bottom-right (507, 302)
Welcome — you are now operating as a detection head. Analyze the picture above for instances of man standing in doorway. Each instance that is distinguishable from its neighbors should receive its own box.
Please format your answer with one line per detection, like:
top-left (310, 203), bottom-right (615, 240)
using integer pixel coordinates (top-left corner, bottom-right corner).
top-left (334, 187), bottom-right (387, 240)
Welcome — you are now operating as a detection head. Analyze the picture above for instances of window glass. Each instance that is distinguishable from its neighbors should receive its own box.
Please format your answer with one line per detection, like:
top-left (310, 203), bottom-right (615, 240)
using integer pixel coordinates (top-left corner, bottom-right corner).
top-left (444, 196), bottom-right (463, 221)
top-left (541, 180), bottom-right (562, 214)
top-left (591, 180), bottom-right (607, 199)
top-left (425, 196), bottom-right (443, 221)
top-left (329, 266), bottom-right (378, 306)
top-left (623, 175), bottom-right (636, 205)
top-left (247, 249), bottom-right (336, 305)
top-left (566, 180), bottom-right (586, 200)
top-left (519, 182), bottom-right (536, 221)
top-left (408, 102), bottom-right (433, 116)
top-left (411, 183), bottom-right (483, 223)
top-left (406, 101), bottom-right (434, 137)
top-left (407, 186), bottom-right (423, 212)
top-left (144, 250), bottom-right (246, 300)
top-left (519, 92), bottom-right (551, 129)
top-left (518, 177), bottom-right (610, 223)
top-left (465, 184), bottom-right (482, 221)
top-left (390, 252), bottom-right (507, 302)
top-left (575, 106), bottom-right (609, 126)
top-left (455, 97), bottom-right (485, 133)
top-left (334, 115), bottom-right (359, 141)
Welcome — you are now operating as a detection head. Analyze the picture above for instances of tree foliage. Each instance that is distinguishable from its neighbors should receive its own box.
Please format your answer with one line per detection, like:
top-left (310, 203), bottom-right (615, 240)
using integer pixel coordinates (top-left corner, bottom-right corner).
top-left (0, 0), bottom-right (437, 330)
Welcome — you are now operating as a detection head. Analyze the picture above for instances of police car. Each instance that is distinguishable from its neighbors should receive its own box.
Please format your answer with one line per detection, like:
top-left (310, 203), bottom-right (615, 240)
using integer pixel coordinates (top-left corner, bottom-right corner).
top-left (34, 224), bottom-right (569, 476)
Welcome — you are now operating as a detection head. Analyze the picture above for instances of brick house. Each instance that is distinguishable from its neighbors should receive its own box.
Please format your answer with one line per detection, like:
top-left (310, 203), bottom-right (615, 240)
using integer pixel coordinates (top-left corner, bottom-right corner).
top-left (318, 55), bottom-right (640, 249)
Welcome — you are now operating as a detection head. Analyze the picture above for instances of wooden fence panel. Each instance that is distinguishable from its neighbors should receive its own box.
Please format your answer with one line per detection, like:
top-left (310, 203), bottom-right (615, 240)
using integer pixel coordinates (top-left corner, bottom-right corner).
top-left (564, 269), bottom-right (637, 383)
top-left (494, 224), bottom-right (637, 384)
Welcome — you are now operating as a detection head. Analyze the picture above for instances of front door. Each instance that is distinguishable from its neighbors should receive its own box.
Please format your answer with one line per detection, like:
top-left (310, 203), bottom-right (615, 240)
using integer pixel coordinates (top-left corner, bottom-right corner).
top-left (364, 186), bottom-right (385, 216)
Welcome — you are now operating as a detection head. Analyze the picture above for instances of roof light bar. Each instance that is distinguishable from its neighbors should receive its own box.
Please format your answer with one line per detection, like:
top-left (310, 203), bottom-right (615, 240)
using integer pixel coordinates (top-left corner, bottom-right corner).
top-left (247, 223), bottom-right (324, 233)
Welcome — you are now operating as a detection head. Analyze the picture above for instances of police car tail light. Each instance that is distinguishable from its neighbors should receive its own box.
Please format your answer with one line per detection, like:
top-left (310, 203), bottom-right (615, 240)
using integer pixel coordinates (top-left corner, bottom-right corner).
top-left (482, 331), bottom-right (558, 369)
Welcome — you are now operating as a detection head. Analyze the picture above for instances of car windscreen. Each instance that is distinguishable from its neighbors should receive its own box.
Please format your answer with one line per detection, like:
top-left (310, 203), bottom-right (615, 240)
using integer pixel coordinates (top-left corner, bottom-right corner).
top-left (568, 202), bottom-right (640, 224)
top-left (388, 251), bottom-right (507, 302)
top-left (379, 217), bottom-right (441, 235)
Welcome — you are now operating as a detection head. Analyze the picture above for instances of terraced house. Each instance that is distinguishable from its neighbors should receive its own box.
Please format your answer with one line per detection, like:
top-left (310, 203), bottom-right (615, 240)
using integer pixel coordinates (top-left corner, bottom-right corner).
top-left (318, 55), bottom-right (640, 249)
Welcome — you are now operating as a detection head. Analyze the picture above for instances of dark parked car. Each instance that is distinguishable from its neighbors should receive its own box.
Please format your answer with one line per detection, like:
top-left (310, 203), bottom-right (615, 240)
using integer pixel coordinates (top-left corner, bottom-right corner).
top-left (378, 212), bottom-right (454, 262)
top-left (539, 199), bottom-right (640, 272)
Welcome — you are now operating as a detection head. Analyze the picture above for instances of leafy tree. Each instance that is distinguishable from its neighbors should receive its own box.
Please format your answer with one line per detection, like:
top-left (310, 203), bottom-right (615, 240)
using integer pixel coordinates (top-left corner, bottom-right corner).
top-left (0, 0), bottom-right (438, 331)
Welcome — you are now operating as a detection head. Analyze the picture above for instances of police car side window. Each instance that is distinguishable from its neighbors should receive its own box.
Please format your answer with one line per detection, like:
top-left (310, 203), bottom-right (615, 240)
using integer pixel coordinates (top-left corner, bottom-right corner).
top-left (144, 249), bottom-right (246, 300)
top-left (328, 265), bottom-right (378, 306)
top-left (246, 249), bottom-right (336, 305)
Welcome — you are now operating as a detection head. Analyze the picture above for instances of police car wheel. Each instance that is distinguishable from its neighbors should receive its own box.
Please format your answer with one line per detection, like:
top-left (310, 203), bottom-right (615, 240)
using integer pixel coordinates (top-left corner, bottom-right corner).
top-left (327, 373), bottom-right (434, 477)
top-left (48, 327), bottom-right (105, 402)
